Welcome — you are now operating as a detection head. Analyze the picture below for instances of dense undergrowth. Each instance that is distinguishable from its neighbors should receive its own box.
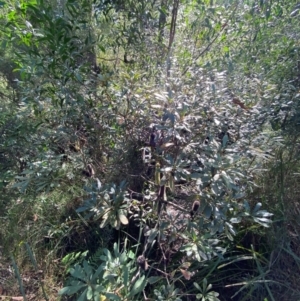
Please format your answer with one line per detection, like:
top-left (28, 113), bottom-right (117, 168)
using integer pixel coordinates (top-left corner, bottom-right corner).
top-left (0, 0), bottom-right (300, 300)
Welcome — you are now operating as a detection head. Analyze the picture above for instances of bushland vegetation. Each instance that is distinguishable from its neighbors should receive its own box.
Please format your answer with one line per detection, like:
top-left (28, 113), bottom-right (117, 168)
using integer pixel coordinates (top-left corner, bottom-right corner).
top-left (0, 0), bottom-right (300, 300)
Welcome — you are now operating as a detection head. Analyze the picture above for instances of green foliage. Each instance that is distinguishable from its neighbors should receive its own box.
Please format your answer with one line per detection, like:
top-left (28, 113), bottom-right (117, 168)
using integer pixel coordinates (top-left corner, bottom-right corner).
top-left (194, 278), bottom-right (220, 301)
top-left (0, 0), bottom-right (299, 300)
top-left (59, 243), bottom-right (142, 301)
top-left (154, 284), bottom-right (182, 301)
top-left (76, 180), bottom-right (130, 229)
top-left (11, 255), bottom-right (27, 301)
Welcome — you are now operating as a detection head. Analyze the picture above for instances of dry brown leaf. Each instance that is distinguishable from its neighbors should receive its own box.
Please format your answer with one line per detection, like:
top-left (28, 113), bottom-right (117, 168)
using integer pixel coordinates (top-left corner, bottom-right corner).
top-left (27, 294), bottom-right (36, 300)
top-left (232, 98), bottom-right (249, 110)
top-left (180, 268), bottom-right (191, 280)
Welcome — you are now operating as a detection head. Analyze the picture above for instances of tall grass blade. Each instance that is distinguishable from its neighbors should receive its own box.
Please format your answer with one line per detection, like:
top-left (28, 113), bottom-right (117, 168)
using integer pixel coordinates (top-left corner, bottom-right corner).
top-left (11, 255), bottom-right (26, 301)
top-left (24, 243), bottom-right (49, 301)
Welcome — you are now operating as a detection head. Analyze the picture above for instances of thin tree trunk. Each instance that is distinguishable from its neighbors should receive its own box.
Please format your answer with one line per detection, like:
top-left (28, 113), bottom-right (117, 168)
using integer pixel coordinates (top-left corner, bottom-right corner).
top-left (158, 0), bottom-right (167, 43)
top-left (166, 0), bottom-right (179, 94)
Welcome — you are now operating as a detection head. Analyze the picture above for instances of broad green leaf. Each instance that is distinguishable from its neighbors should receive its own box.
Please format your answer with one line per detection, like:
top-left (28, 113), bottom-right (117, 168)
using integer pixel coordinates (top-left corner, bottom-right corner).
top-left (78, 288), bottom-right (88, 301)
top-left (194, 282), bottom-right (202, 291)
top-left (58, 284), bottom-right (86, 295)
top-left (196, 293), bottom-right (203, 300)
top-left (123, 266), bottom-right (129, 287)
top-left (147, 276), bottom-right (162, 284)
top-left (70, 265), bottom-right (87, 282)
top-left (222, 134), bottom-right (228, 147)
top-left (83, 260), bottom-right (93, 277)
top-left (104, 293), bottom-right (121, 300)
top-left (119, 252), bottom-right (127, 264)
top-left (113, 242), bottom-right (119, 258)
top-left (202, 278), bottom-right (208, 291)
top-left (92, 265), bottom-right (104, 282)
top-left (203, 205), bottom-right (212, 219)
top-left (129, 275), bottom-right (146, 296)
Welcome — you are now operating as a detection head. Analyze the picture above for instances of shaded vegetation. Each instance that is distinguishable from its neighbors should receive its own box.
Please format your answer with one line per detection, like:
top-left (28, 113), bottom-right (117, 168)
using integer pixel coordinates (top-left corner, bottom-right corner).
top-left (0, 0), bottom-right (300, 300)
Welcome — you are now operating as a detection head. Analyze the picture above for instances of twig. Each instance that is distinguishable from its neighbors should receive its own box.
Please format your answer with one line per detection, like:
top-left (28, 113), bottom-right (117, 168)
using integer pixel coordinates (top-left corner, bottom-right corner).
top-left (163, 198), bottom-right (190, 213)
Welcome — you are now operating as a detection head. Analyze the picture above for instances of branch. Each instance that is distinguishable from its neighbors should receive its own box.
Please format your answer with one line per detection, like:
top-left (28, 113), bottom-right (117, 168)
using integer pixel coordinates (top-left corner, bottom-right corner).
top-left (168, 0), bottom-right (180, 51)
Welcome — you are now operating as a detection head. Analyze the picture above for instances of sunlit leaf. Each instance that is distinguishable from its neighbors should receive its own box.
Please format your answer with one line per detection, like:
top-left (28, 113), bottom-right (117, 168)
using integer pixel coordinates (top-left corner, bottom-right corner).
top-left (119, 214), bottom-right (129, 225)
